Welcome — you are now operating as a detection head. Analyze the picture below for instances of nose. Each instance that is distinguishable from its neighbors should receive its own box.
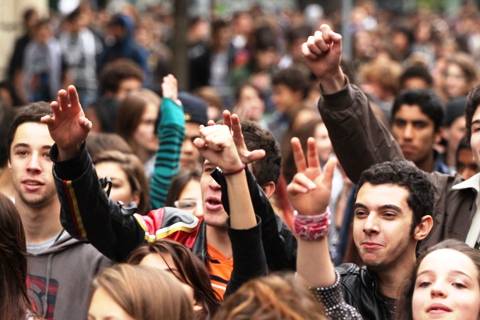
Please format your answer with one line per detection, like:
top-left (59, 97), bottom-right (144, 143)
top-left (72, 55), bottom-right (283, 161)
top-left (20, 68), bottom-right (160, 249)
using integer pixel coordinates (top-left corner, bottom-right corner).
top-left (403, 123), bottom-right (414, 140)
top-left (430, 281), bottom-right (447, 299)
top-left (182, 138), bottom-right (194, 155)
top-left (208, 177), bottom-right (221, 191)
top-left (363, 213), bottom-right (380, 235)
top-left (26, 152), bottom-right (41, 173)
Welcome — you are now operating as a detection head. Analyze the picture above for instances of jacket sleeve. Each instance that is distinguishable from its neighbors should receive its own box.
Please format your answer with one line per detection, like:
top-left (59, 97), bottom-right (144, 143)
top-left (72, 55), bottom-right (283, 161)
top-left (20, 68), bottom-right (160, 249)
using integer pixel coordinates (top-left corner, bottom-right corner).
top-left (224, 219), bottom-right (267, 296)
top-left (149, 97), bottom-right (185, 208)
top-left (212, 168), bottom-right (297, 271)
top-left (318, 84), bottom-right (404, 183)
top-left (52, 144), bottom-right (145, 261)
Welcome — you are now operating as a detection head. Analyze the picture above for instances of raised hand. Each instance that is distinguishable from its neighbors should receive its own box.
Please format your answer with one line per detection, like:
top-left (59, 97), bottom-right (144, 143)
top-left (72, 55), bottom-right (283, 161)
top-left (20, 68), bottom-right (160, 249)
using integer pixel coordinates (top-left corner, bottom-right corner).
top-left (222, 110), bottom-right (265, 164)
top-left (193, 124), bottom-right (244, 174)
top-left (287, 137), bottom-right (336, 215)
top-left (41, 85), bottom-right (92, 160)
top-left (302, 25), bottom-right (345, 93)
top-left (161, 74), bottom-right (181, 105)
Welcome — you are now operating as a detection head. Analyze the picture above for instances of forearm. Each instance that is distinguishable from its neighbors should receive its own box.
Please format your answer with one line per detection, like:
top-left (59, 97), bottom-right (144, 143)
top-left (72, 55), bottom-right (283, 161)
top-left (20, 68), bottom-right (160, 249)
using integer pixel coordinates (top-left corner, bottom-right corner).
top-left (319, 84), bottom-right (404, 183)
top-left (297, 237), bottom-right (336, 287)
top-left (225, 170), bottom-right (256, 229)
top-left (150, 98), bottom-right (185, 208)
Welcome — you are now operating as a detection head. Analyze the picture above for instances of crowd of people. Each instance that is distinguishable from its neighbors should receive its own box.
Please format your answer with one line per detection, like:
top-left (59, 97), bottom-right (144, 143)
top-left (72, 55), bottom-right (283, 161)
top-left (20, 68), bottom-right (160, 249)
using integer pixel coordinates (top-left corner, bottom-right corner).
top-left (1, 0), bottom-right (480, 319)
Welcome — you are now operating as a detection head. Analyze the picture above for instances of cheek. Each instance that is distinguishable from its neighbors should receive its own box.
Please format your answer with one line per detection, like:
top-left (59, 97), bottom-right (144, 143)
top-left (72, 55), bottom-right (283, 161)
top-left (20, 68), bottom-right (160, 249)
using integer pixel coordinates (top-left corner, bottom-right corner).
top-left (411, 288), bottom-right (426, 314)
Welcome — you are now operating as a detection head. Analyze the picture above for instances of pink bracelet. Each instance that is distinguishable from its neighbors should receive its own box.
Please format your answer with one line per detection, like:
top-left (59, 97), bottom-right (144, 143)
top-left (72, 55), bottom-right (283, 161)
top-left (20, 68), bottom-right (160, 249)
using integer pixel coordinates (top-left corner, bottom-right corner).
top-left (293, 209), bottom-right (330, 241)
top-left (222, 164), bottom-right (246, 176)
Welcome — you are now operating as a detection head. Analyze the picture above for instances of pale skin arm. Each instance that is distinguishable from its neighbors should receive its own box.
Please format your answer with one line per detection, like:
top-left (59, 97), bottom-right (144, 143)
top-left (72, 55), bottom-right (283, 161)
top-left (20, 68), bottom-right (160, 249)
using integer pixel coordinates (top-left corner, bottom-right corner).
top-left (287, 137), bottom-right (337, 287)
top-left (41, 85), bottom-right (92, 161)
top-left (302, 24), bottom-right (346, 94)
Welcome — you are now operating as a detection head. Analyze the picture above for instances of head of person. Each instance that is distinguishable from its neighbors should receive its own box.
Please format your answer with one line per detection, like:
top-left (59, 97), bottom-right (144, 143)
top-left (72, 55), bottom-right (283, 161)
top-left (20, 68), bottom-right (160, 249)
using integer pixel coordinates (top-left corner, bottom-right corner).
top-left (282, 119), bottom-right (332, 183)
top-left (107, 14), bottom-right (133, 41)
top-left (271, 67), bottom-right (309, 114)
top-left (23, 7), bottom-right (39, 32)
top-left (213, 273), bottom-right (326, 320)
top-left (178, 92), bottom-right (208, 171)
top-left (211, 19), bottom-right (230, 51)
top-left (201, 121), bottom-right (281, 229)
top-left (456, 136), bottom-right (478, 180)
top-left (165, 169), bottom-right (202, 217)
top-left (88, 264), bottom-right (193, 320)
top-left (286, 25), bottom-right (311, 62)
top-left (444, 97), bottom-right (467, 158)
top-left (128, 240), bottom-right (220, 318)
top-left (65, 7), bottom-right (83, 33)
top-left (0, 104), bottom-right (16, 170)
top-left (396, 239), bottom-right (480, 320)
top-left (99, 59), bottom-right (144, 101)
top-left (7, 102), bottom-right (56, 209)
top-left (33, 18), bottom-right (52, 44)
top-left (194, 87), bottom-right (223, 122)
top-left (234, 83), bottom-right (265, 122)
top-left (86, 132), bottom-right (133, 158)
top-left (443, 53), bottom-right (478, 99)
top-left (93, 150), bottom-right (150, 213)
top-left (0, 194), bottom-right (30, 320)
top-left (116, 89), bottom-right (160, 163)
top-left (464, 86), bottom-right (480, 163)
top-left (353, 161), bottom-right (434, 271)
top-left (391, 90), bottom-right (444, 167)
top-left (399, 64), bottom-right (434, 91)
top-left (359, 58), bottom-right (402, 101)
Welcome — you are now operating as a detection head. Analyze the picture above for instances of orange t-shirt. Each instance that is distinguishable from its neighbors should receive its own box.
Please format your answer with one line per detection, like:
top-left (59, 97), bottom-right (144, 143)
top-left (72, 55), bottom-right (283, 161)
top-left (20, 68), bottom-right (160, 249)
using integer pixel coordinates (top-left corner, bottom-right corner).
top-left (207, 244), bottom-right (233, 299)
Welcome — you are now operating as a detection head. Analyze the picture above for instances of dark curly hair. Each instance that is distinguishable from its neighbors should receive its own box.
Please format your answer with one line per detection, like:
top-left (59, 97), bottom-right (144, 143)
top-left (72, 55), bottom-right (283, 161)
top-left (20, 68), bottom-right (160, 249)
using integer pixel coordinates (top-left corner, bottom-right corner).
top-left (465, 85), bottom-right (480, 143)
top-left (356, 160), bottom-right (434, 229)
top-left (242, 121), bottom-right (282, 186)
top-left (391, 89), bottom-right (444, 131)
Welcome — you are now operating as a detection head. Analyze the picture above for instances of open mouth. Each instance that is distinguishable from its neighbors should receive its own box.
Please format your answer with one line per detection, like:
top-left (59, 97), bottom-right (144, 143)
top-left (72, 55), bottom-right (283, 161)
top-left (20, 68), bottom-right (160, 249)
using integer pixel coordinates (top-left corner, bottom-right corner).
top-left (205, 196), bottom-right (223, 212)
top-left (427, 304), bottom-right (452, 314)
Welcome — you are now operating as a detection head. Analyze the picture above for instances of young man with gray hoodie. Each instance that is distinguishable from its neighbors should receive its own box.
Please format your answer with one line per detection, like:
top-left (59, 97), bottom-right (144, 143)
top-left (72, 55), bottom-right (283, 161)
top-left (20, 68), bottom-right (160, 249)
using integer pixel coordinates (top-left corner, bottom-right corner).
top-left (7, 101), bottom-right (109, 320)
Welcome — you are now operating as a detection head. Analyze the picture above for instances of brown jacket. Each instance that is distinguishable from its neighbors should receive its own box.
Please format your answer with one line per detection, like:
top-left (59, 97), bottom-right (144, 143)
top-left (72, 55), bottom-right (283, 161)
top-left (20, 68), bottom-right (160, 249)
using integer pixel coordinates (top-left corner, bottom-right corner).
top-left (318, 83), bottom-right (476, 252)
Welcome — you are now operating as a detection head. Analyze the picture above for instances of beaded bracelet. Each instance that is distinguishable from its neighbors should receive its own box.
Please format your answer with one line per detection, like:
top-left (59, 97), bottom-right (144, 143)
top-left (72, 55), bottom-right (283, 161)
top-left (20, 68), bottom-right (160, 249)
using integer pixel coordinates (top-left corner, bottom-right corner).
top-left (293, 208), bottom-right (330, 241)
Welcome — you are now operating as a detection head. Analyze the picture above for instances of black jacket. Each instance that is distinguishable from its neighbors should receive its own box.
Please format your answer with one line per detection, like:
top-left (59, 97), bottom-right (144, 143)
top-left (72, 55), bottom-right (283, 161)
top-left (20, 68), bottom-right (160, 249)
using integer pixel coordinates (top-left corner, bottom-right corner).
top-left (338, 263), bottom-right (395, 320)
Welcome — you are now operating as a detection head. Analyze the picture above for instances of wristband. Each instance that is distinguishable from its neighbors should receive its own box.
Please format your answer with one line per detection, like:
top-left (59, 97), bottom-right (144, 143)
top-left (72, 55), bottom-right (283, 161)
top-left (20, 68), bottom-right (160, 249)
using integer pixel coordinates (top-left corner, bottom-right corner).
top-left (222, 164), bottom-right (246, 176)
top-left (293, 208), bottom-right (330, 241)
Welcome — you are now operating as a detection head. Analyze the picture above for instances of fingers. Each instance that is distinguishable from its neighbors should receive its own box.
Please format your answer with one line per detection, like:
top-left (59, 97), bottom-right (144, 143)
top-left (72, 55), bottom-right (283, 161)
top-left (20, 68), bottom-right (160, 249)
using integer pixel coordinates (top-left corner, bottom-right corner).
top-left (40, 114), bottom-right (54, 125)
top-left (319, 24), bottom-right (342, 44)
top-left (320, 157), bottom-right (337, 190)
top-left (230, 113), bottom-right (246, 148)
top-left (50, 101), bottom-right (61, 118)
top-left (246, 149), bottom-right (266, 162)
top-left (291, 137), bottom-right (307, 172)
top-left (223, 110), bottom-right (232, 129)
top-left (302, 24), bottom-right (342, 60)
top-left (68, 85), bottom-right (81, 110)
top-left (193, 137), bottom-right (207, 149)
top-left (79, 117), bottom-right (93, 131)
top-left (199, 125), bottom-right (231, 151)
top-left (287, 172), bottom-right (316, 195)
top-left (58, 89), bottom-right (68, 111)
top-left (306, 137), bottom-right (320, 169)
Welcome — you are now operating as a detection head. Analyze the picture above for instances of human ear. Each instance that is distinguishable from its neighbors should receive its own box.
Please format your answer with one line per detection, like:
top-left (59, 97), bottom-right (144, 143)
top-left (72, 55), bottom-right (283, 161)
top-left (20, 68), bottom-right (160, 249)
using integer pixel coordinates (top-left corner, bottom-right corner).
top-left (413, 215), bottom-right (433, 241)
top-left (261, 181), bottom-right (276, 198)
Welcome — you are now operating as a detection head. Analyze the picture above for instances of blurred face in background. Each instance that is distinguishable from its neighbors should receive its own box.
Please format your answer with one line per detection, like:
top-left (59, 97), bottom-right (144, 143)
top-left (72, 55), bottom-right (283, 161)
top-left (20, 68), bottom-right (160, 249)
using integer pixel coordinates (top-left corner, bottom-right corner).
top-left (314, 122), bottom-right (333, 164)
top-left (133, 103), bottom-right (159, 154)
top-left (444, 63), bottom-right (469, 99)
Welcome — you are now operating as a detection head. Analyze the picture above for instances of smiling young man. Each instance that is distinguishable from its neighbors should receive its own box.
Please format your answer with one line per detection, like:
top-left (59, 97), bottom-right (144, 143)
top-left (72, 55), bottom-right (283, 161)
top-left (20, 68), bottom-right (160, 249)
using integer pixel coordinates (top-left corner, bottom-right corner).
top-left (288, 138), bottom-right (433, 319)
top-left (7, 102), bottom-right (109, 320)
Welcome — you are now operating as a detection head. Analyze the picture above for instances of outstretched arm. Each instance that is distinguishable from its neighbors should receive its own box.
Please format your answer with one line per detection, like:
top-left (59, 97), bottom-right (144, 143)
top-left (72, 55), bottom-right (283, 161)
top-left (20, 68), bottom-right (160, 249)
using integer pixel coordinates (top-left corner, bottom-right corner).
top-left (150, 75), bottom-right (185, 208)
top-left (302, 25), bottom-right (403, 183)
top-left (288, 137), bottom-right (363, 319)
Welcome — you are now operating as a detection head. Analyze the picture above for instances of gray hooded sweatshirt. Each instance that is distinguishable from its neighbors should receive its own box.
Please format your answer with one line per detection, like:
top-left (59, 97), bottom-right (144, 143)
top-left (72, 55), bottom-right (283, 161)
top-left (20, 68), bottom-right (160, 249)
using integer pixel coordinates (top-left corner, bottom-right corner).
top-left (27, 230), bottom-right (110, 320)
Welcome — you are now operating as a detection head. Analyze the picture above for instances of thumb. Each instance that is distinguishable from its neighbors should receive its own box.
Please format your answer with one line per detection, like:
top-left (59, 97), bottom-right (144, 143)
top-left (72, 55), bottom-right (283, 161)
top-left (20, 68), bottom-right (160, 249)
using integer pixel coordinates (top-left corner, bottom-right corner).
top-left (320, 157), bottom-right (337, 190)
top-left (246, 149), bottom-right (266, 162)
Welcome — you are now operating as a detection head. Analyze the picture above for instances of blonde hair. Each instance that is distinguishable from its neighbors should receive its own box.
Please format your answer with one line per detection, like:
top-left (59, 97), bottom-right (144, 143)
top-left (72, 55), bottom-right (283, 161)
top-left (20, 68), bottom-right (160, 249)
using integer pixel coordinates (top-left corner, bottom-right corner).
top-left (214, 274), bottom-right (326, 320)
top-left (91, 264), bottom-right (193, 320)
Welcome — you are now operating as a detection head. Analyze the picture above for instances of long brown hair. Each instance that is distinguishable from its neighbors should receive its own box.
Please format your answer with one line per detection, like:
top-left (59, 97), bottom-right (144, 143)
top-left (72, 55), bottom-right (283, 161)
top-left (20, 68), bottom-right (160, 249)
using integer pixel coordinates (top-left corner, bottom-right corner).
top-left (91, 264), bottom-right (193, 320)
top-left (396, 239), bottom-right (480, 320)
top-left (127, 239), bottom-right (220, 318)
top-left (213, 273), bottom-right (326, 320)
top-left (0, 193), bottom-right (31, 320)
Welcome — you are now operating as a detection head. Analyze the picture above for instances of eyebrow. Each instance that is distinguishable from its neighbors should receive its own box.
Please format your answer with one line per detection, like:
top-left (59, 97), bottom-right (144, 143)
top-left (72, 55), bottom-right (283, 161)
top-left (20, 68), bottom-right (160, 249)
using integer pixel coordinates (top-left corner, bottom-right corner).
top-left (353, 203), bottom-right (402, 212)
top-left (417, 269), bottom-right (473, 279)
top-left (471, 119), bottom-right (480, 126)
top-left (13, 143), bottom-right (51, 150)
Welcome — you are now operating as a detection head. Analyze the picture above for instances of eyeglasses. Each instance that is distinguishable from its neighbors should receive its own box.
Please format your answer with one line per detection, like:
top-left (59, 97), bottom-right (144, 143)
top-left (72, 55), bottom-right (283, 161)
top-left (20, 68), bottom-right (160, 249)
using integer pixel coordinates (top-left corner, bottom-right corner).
top-left (174, 199), bottom-right (198, 210)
